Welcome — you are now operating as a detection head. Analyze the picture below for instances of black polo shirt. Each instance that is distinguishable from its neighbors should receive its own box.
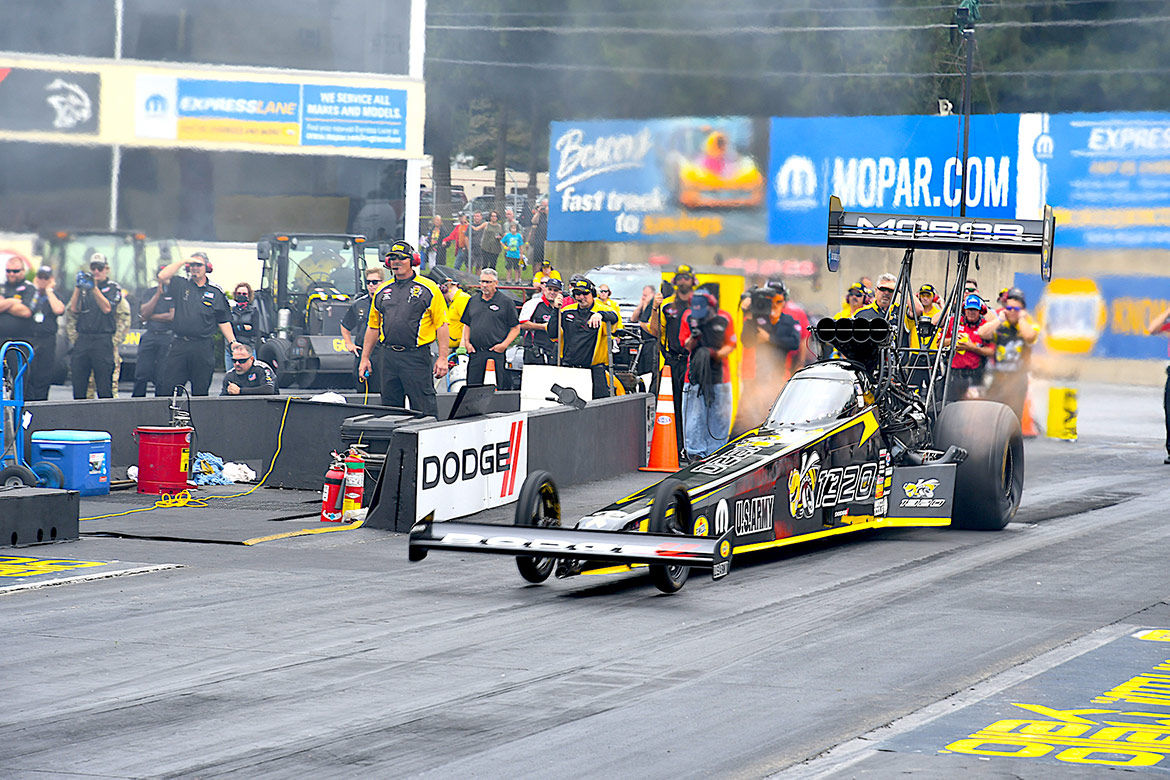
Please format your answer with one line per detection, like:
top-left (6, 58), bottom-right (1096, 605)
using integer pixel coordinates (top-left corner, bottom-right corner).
top-left (29, 288), bottom-right (59, 336)
top-left (144, 286), bottom-right (174, 334)
top-left (522, 296), bottom-right (559, 354)
top-left (0, 280), bottom-right (34, 340)
top-left (75, 280), bottom-right (122, 335)
top-left (461, 291), bottom-right (518, 350)
top-left (169, 276), bottom-right (230, 339)
top-left (659, 293), bottom-right (692, 357)
top-left (341, 293), bottom-right (373, 336)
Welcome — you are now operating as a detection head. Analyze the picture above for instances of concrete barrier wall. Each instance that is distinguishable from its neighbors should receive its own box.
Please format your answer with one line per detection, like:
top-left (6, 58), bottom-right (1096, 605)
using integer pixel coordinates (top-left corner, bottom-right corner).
top-left (365, 393), bottom-right (652, 532)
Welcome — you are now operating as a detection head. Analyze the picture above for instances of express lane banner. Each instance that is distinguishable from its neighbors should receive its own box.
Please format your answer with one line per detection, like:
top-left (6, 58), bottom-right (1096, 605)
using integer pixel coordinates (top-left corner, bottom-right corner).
top-left (767, 114), bottom-right (1023, 246)
top-left (1019, 112), bottom-right (1170, 249)
top-left (547, 117), bottom-right (770, 243)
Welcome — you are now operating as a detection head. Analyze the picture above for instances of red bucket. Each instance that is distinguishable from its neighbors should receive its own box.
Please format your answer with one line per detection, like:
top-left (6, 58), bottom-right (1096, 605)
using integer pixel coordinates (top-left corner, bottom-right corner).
top-left (134, 426), bottom-right (193, 494)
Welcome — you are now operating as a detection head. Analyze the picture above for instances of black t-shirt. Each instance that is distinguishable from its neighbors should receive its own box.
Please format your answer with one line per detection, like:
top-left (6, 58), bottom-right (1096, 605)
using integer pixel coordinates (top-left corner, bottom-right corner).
top-left (75, 280), bottom-right (122, 335)
top-left (144, 286), bottom-right (174, 334)
top-left (169, 276), bottom-right (230, 338)
top-left (461, 292), bottom-right (518, 350)
top-left (220, 359), bottom-right (277, 395)
top-left (0, 280), bottom-right (34, 340)
top-left (660, 293), bottom-right (692, 356)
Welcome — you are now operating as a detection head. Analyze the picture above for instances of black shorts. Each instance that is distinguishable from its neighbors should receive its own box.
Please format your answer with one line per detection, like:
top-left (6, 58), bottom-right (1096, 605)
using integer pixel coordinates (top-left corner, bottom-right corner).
top-left (505, 255), bottom-right (521, 270)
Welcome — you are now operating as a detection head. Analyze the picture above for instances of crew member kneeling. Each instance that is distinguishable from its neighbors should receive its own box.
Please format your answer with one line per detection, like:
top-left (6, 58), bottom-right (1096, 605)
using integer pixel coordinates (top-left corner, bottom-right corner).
top-left (358, 241), bottom-right (448, 418)
top-left (679, 291), bottom-right (737, 460)
top-left (221, 343), bottom-right (277, 395)
top-left (547, 277), bottom-right (619, 399)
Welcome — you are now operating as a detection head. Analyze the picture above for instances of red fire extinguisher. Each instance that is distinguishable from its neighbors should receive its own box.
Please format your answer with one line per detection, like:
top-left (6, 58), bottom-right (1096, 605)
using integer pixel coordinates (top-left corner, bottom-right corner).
top-left (321, 453), bottom-right (345, 522)
top-left (342, 446), bottom-right (365, 519)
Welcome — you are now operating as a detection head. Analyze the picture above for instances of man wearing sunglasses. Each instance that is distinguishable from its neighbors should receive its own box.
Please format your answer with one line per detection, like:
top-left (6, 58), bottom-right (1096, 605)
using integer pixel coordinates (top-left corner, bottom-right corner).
top-left (978, 288), bottom-right (1037, 424)
top-left (834, 282), bottom-right (870, 320)
top-left (68, 253), bottom-right (122, 399)
top-left (157, 251), bottom-right (237, 396)
top-left (547, 277), bottom-right (619, 399)
top-left (341, 266), bottom-right (386, 390)
top-left (0, 256), bottom-right (34, 392)
top-left (220, 342), bottom-right (276, 395)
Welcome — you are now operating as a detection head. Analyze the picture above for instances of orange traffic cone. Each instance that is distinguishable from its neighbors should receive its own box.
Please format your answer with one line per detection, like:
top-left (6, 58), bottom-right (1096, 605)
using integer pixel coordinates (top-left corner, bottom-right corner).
top-left (484, 357), bottom-right (497, 386)
top-left (640, 364), bottom-right (681, 473)
top-left (1021, 388), bottom-right (1039, 438)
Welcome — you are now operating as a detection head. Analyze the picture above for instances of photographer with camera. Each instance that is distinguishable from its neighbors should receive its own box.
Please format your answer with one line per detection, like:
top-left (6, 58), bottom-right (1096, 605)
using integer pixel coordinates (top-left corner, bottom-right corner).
top-left (68, 253), bottom-right (121, 399)
top-left (736, 280), bottom-right (802, 433)
top-left (678, 290), bottom-right (736, 460)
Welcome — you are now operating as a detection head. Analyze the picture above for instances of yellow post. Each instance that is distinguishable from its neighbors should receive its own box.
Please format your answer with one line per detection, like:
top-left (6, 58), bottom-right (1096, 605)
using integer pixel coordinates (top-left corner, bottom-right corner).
top-left (1046, 386), bottom-right (1078, 441)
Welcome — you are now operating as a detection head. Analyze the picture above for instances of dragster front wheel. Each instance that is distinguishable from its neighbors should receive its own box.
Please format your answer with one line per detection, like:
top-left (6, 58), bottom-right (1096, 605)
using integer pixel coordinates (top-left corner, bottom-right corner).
top-left (647, 478), bottom-right (693, 594)
top-left (514, 470), bottom-right (561, 583)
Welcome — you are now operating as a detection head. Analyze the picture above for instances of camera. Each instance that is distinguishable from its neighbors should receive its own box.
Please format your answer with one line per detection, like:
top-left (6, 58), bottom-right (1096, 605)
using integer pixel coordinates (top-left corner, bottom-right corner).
top-left (75, 270), bottom-right (94, 290)
top-left (748, 287), bottom-right (777, 317)
top-left (915, 317), bottom-right (936, 342)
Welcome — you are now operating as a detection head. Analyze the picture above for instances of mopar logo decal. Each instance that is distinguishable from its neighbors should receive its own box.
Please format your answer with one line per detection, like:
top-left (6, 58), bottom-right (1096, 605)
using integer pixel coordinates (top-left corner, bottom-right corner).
top-left (714, 499), bottom-right (730, 534)
top-left (854, 216), bottom-right (1028, 242)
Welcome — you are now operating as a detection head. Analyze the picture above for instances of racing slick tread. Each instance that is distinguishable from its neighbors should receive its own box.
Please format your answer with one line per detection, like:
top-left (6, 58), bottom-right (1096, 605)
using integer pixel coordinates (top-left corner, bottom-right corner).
top-left (934, 400), bottom-right (1024, 531)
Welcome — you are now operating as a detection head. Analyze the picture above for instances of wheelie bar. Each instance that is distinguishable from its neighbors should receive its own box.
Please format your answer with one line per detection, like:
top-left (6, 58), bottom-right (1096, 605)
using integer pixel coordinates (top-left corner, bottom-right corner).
top-left (408, 518), bottom-right (734, 581)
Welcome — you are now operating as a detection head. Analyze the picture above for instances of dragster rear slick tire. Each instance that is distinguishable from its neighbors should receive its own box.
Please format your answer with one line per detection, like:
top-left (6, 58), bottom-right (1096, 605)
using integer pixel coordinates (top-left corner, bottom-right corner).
top-left (647, 478), bottom-right (693, 594)
top-left (514, 470), bottom-right (561, 583)
top-left (934, 400), bottom-right (1024, 531)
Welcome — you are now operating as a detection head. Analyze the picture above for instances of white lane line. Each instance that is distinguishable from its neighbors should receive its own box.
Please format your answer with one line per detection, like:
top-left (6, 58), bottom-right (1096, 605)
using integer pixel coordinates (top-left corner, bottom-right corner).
top-left (772, 622), bottom-right (1136, 779)
top-left (0, 564), bottom-right (184, 595)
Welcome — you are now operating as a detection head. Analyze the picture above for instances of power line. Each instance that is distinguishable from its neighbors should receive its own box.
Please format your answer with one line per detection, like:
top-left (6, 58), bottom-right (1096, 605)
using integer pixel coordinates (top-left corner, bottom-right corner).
top-left (427, 56), bottom-right (1170, 81)
top-left (428, 14), bottom-right (1170, 36)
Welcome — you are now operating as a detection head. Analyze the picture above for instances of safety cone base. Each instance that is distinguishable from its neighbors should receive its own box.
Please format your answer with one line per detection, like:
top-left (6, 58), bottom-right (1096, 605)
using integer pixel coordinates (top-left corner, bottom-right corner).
top-left (641, 365), bottom-right (681, 472)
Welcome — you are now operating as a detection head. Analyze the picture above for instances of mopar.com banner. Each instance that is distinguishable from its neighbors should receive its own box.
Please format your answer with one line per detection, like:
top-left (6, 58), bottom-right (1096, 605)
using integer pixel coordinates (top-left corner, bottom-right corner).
top-left (135, 75), bottom-right (408, 151)
top-left (1013, 272), bottom-right (1170, 360)
top-left (547, 117), bottom-right (770, 243)
top-left (1019, 112), bottom-right (1170, 249)
top-left (416, 414), bottom-right (528, 522)
top-left (767, 114), bottom-right (1022, 246)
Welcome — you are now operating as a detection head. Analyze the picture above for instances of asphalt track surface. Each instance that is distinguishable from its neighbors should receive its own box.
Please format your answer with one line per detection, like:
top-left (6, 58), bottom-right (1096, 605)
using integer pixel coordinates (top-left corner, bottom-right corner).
top-left (4, 382), bottom-right (1170, 778)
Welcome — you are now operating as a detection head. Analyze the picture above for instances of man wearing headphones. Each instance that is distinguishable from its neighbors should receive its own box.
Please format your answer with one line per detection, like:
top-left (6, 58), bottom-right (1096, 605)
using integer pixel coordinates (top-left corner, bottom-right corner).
top-left (678, 290), bottom-right (737, 460)
top-left (358, 241), bottom-right (448, 418)
top-left (547, 277), bottom-right (619, 399)
top-left (157, 251), bottom-right (235, 396)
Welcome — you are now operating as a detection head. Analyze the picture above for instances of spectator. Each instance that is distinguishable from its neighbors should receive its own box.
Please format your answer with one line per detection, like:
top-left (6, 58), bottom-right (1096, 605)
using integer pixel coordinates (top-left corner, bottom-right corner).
top-left (631, 284), bottom-right (659, 375)
top-left (221, 342), bottom-right (277, 395)
top-left (460, 268), bottom-right (520, 386)
top-left (1, 255), bottom-right (34, 392)
top-left (158, 252), bottom-right (236, 397)
top-left (341, 266), bottom-right (385, 391)
top-left (359, 241), bottom-right (448, 417)
top-left (479, 211), bottom-right (503, 274)
top-left (25, 265), bottom-right (65, 401)
top-left (527, 200), bottom-right (548, 268)
top-left (501, 221), bottom-right (524, 285)
top-left (226, 282), bottom-right (258, 371)
top-left (68, 253), bottom-right (121, 399)
top-left (1146, 303), bottom-right (1170, 464)
top-left (859, 276), bottom-right (875, 304)
top-left (422, 215), bottom-right (445, 269)
top-left (596, 283), bottom-right (621, 316)
top-left (133, 272), bottom-right (175, 398)
top-left (978, 289), bottom-right (1037, 424)
top-left (468, 212), bottom-right (486, 270)
top-left (532, 260), bottom-right (561, 289)
top-left (942, 293), bottom-right (995, 402)
top-left (834, 282), bottom-right (869, 319)
top-left (519, 277), bottom-right (563, 367)
top-left (443, 215), bottom-right (470, 270)
top-left (737, 280), bottom-right (800, 432)
top-left (547, 277), bottom-right (620, 399)
top-left (679, 290), bottom-right (737, 460)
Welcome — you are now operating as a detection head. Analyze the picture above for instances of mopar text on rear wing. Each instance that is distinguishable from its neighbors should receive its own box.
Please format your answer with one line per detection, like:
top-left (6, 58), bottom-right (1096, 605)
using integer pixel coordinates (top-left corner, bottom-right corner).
top-left (826, 195), bottom-right (1054, 281)
top-left (408, 518), bottom-right (733, 581)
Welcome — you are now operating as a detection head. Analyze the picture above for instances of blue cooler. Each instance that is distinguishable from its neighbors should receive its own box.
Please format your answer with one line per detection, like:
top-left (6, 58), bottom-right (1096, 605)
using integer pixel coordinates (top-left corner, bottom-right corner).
top-left (30, 430), bottom-right (112, 496)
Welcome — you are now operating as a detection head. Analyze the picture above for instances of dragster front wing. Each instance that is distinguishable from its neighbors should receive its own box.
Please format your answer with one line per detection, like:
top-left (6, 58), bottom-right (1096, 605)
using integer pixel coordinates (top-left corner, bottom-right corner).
top-left (408, 518), bottom-right (734, 581)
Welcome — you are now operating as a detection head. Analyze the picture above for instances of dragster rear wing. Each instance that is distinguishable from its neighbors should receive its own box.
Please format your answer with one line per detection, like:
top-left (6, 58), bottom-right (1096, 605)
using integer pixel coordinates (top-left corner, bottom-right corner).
top-left (408, 518), bottom-right (734, 581)
top-left (826, 196), bottom-right (1054, 282)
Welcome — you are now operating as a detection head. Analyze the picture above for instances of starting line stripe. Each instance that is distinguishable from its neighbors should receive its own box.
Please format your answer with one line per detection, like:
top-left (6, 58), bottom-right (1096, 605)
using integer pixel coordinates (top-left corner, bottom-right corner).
top-left (242, 519), bottom-right (365, 546)
top-left (0, 564), bottom-right (184, 595)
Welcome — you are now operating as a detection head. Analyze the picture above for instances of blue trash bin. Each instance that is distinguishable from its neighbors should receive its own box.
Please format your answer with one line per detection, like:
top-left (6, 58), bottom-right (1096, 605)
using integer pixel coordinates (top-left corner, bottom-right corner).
top-left (30, 430), bottom-right (112, 496)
